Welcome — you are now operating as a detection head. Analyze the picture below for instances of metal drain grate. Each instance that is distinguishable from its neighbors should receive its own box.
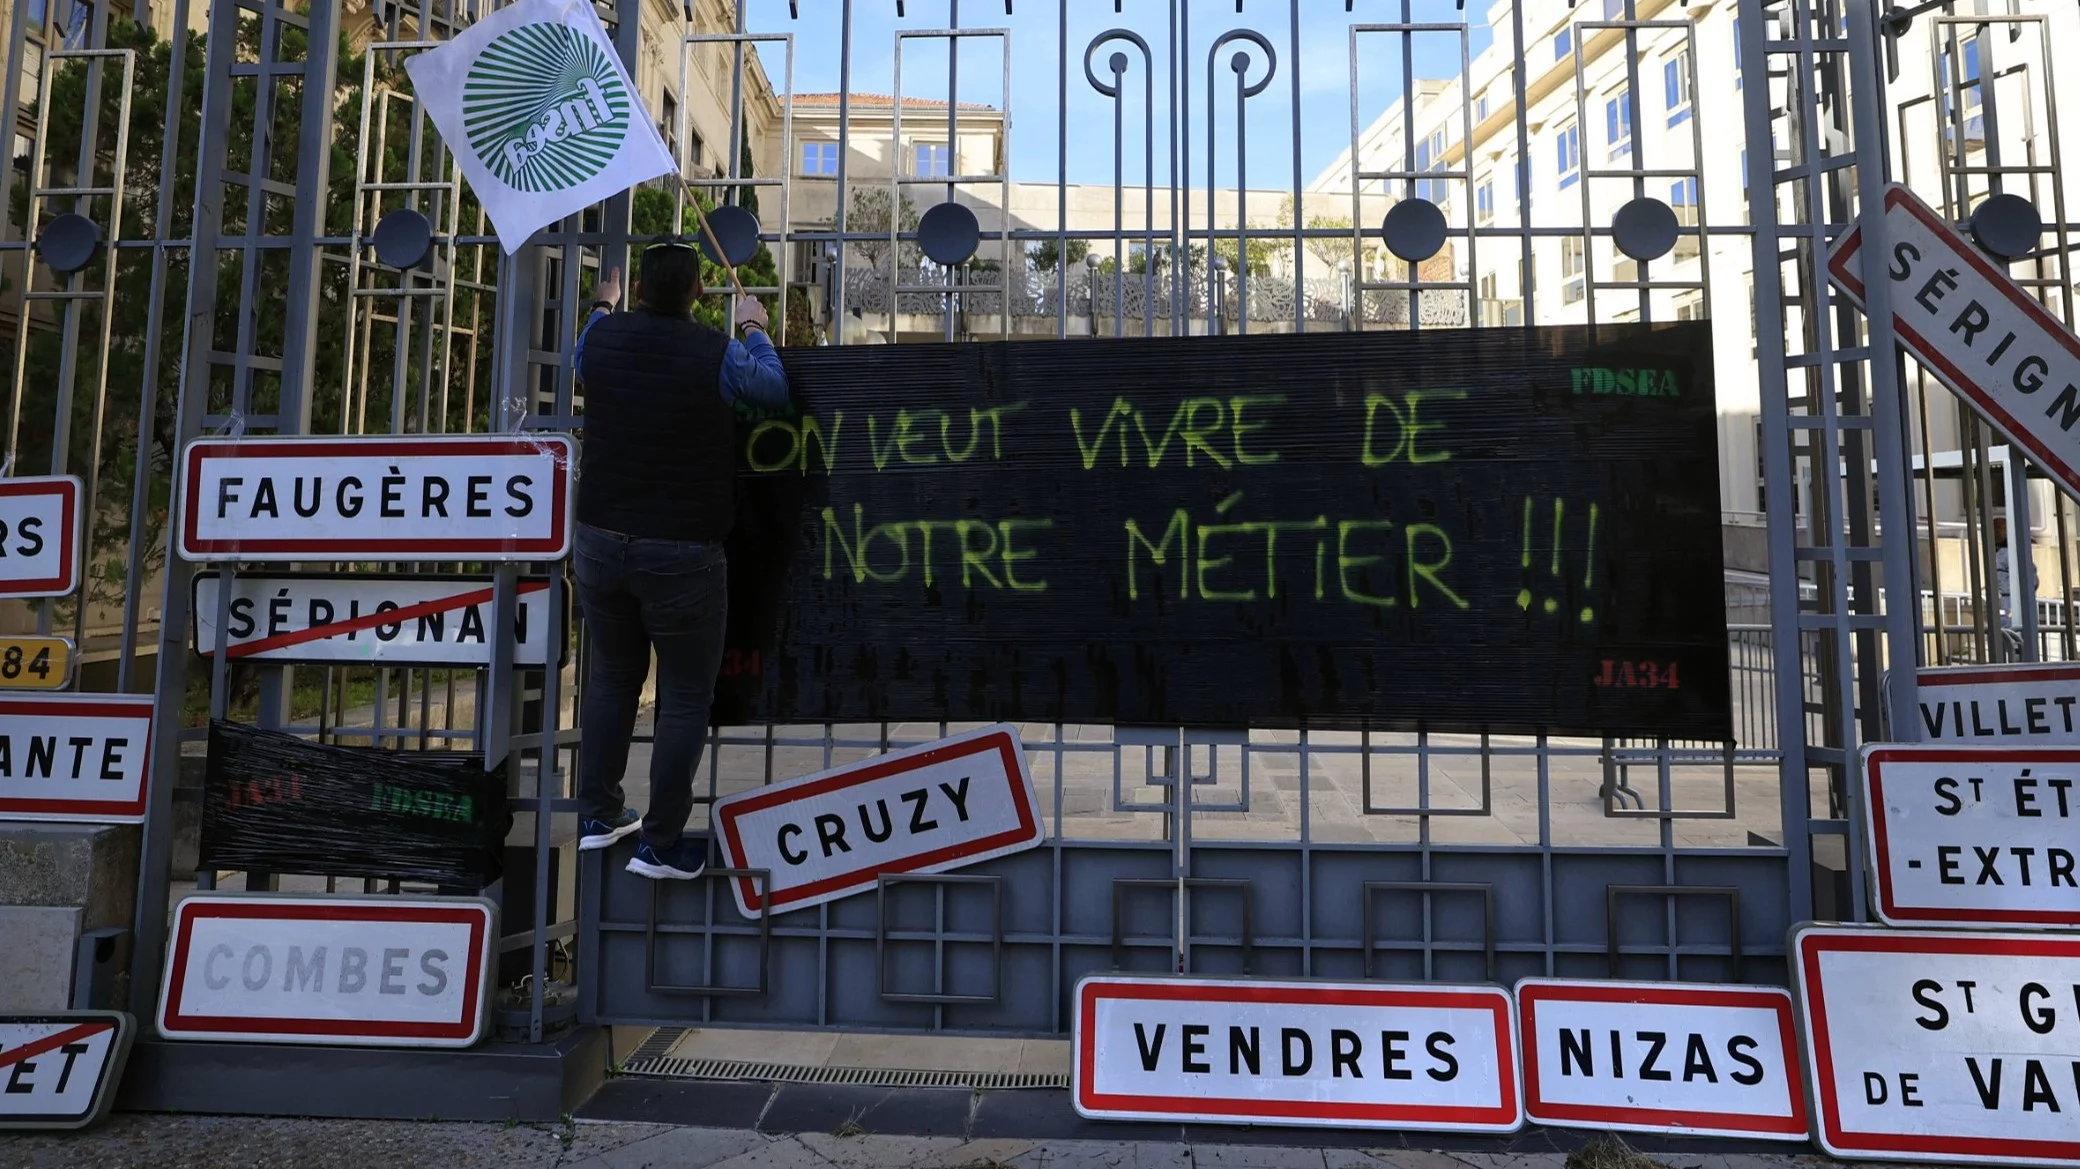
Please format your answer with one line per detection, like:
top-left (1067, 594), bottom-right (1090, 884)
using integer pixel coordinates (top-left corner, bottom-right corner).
top-left (616, 1056), bottom-right (1067, 1091)
top-left (624, 1027), bottom-right (690, 1064)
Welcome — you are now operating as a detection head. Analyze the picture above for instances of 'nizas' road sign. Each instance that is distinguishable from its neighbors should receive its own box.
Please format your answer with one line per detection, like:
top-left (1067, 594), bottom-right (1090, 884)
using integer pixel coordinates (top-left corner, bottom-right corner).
top-left (0, 1012), bottom-right (134, 1131)
top-left (192, 573), bottom-right (562, 668)
top-left (0, 476), bottom-right (82, 599)
top-left (1515, 979), bottom-right (1807, 1140)
top-left (712, 724), bottom-right (1042, 918)
top-left (1828, 183), bottom-right (2080, 499)
top-left (1072, 974), bottom-right (1521, 1133)
top-left (1791, 925), bottom-right (2080, 1166)
top-left (1859, 744), bottom-right (2080, 929)
top-left (177, 434), bottom-right (575, 562)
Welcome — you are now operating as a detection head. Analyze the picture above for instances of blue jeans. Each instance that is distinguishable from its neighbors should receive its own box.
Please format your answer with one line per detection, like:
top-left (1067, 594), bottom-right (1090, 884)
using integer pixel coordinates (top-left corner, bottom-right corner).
top-left (574, 521), bottom-right (729, 849)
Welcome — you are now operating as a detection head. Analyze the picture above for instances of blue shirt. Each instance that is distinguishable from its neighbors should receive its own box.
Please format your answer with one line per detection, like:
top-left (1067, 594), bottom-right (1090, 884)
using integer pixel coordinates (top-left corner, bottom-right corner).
top-left (575, 307), bottom-right (790, 413)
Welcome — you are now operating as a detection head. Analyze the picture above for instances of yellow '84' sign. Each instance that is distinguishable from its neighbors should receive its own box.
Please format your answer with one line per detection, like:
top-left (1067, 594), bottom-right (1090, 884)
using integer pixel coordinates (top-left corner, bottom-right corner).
top-left (0, 636), bottom-right (73, 690)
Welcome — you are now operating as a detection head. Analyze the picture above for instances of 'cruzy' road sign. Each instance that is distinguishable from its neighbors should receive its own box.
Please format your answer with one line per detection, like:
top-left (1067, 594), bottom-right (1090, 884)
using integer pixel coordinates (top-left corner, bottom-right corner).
top-left (1828, 183), bottom-right (2080, 499)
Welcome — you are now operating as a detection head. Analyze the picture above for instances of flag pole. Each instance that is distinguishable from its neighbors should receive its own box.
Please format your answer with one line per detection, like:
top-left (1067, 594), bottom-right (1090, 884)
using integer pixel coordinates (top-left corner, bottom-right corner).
top-left (673, 173), bottom-right (751, 302)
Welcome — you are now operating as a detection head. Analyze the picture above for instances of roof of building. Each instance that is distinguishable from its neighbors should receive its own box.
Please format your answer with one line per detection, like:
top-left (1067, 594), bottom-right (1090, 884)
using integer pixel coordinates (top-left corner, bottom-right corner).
top-left (789, 92), bottom-right (1001, 113)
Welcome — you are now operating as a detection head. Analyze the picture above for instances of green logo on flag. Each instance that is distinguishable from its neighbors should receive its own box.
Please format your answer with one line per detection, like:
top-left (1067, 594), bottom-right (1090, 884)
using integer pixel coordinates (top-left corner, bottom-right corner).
top-left (461, 21), bottom-right (632, 194)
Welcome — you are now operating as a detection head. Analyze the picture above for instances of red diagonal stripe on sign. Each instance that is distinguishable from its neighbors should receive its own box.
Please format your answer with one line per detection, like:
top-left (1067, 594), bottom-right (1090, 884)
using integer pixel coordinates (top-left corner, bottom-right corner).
top-left (0, 1022), bottom-right (107, 1069)
top-left (211, 581), bottom-right (548, 660)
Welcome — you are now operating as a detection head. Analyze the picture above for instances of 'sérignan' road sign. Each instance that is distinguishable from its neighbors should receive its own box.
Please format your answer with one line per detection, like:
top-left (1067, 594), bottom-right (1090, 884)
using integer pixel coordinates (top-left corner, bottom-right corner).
top-left (1072, 974), bottom-right (1521, 1133)
top-left (1860, 744), bottom-right (2080, 929)
top-left (0, 1011), bottom-right (134, 1131)
top-left (0, 476), bottom-right (82, 599)
top-left (1791, 924), bottom-right (2080, 1166)
top-left (156, 894), bottom-right (495, 1048)
top-left (1827, 183), bottom-right (2080, 500)
top-left (0, 694), bottom-right (155, 824)
top-left (1914, 661), bottom-right (2080, 744)
top-left (176, 435), bottom-right (574, 563)
top-left (1515, 978), bottom-right (1807, 1141)
top-left (712, 724), bottom-right (1043, 918)
top-left (191, 573), bottom-right (561, 668)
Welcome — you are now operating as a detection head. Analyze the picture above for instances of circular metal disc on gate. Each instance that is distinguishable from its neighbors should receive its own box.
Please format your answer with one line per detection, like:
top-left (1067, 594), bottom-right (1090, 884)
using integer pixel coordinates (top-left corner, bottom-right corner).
top-left (1970, 193), bottom-right (2042, 261)
top-left (918, 200), bottom-right (982, 266)
top-left (371, 208), bottom-right (436, 270)
top-left (1381, 198), bottom-right (1446, 263)
top-left (698, 204), bottom-right (762, 268)
top-left (1612, 197), bottom-right (1680, 262)
top-left (35, 213), bottom-right (103, 275)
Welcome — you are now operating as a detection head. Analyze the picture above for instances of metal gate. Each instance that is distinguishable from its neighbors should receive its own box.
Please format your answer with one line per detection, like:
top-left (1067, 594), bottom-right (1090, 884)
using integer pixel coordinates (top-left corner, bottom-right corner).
top-left (0, 0), bottom-right (2069, 1048)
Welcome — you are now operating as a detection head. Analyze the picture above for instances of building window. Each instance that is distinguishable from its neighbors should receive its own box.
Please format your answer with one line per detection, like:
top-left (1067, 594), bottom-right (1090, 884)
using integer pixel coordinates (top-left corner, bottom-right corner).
top-left (1606, 95), bottom-right (1632, 160)
top-left (1557, 122), bottom-right (1580, 189)
top-left (60, 1), bottom-right (89, 48)
top-left (913, 143), bottom-right (951, 178)
top-left (800, 141), bottom-right (838, 175)
top-left (1603, 0), bottom-right (1625, 18)
top-left (659, 90), bottom-right (679, 160)
top-left (1733, 16), bottom-right (1744, 89)
top-left (1475, 179), bottom-right (1494, 224)
top-left (1665, 51), bottom-right (1693, 126)
top-left (1670, 176), bottom-right (1699, 224)
top-left (1475, 95), bottom-right (1489, 122)
top-left (1555, 27), bottom-right (1573, 62)
top-left (1561, 235), bottom-right (1585, 304)
top-left (19, 40), bottom-right (43, 107)
top-left (1675, 292), bottom-right (1704, 321)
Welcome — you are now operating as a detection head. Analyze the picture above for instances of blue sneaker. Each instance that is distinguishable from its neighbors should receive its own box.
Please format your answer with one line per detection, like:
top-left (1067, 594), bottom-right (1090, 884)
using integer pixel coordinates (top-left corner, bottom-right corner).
top-left (626, 835), bottom-right (709, 880)
top-left (578, 808), bottom-right (641, 851)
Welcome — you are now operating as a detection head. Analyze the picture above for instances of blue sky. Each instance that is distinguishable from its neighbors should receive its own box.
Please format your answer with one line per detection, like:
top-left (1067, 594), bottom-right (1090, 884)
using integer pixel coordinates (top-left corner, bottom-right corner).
top-left (743, 1), bottom-right (1495, 191)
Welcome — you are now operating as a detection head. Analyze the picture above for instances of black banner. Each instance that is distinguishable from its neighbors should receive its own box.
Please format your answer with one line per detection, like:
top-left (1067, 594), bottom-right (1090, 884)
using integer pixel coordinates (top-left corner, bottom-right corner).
top-left (713, 322), bottom-right (1730, 738)
top-left (201, 721), bottom-right (510, 888)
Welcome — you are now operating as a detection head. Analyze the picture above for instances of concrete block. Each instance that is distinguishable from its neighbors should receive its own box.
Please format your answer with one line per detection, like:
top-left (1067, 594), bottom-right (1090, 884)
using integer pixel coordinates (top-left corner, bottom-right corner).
top-left (0, 823), bottom-right (139, 930)
top-left (0, 904), bottom-right (83, 1011)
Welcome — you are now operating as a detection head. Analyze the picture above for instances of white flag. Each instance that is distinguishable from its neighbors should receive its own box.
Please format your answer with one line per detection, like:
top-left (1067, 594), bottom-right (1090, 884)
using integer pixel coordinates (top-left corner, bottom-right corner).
top-left (403, 0), bottom-right (675, 255)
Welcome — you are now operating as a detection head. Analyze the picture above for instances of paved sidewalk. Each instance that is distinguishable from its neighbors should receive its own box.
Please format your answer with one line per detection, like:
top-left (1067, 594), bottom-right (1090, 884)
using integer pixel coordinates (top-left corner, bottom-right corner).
top-left (0, 1116), bottom-right (1908, 1169)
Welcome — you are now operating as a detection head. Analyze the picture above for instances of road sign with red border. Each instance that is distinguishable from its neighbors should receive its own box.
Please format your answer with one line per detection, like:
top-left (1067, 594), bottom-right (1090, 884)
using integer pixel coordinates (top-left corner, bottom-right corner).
top-left (156, 894), bottom-right (494, 1048)
top-left (0, 693), bottom-right (154, 824)
top-left (191, 572), bottom-right (563, 667)
top-left (176, 435), bottom-right (574, 562)
top-left (0, 476), bottom-right (82, 599)
top-left (712, 724), bottom-right (1042, 918)
top-left (1072, 974), bottom-right (1521, 1133)
top-left (1827, 183), bottom-right (2080, 500)
top-left (0, 1011), bottom-right (134, 1131)
top-left (1914, 661), bottom-right (2080, 744)
top-left (1860, 744), bottom-right (2080, 929)
top-left (1792, 924), bottom-right (2080, 1166)
top-left (1516, 978), bottom-right (1807, 1140)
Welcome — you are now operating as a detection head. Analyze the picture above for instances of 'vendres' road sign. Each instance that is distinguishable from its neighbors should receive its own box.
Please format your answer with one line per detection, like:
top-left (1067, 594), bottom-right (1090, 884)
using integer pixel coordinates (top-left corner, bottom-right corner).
top-left (1827, 183), bottom-right (2080, 499)
top-left (0, 476), bottom-right (82, 599)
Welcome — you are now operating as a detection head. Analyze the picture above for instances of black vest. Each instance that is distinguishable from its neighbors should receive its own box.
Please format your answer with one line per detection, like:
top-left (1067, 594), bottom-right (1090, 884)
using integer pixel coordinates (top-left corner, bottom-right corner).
top-left (576, 307), bottom-right (737, 542)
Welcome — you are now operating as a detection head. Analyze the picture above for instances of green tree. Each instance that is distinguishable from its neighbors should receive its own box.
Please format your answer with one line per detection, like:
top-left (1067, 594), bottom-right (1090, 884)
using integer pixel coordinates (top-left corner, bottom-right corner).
top-left (626, 139), bottom-right (815, 344)
top-left (1027, 237), bottom-right (1089, 272)
top-left (845, 186), bottom-right (921, 273)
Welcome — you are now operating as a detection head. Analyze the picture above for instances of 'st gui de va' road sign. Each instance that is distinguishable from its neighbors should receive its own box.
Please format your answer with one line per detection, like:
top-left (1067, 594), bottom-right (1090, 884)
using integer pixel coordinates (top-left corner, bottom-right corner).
top-left (1791, 925), bottom-right (2080, 1166)
top-left (1827, 183), bottom-right (2080, 499)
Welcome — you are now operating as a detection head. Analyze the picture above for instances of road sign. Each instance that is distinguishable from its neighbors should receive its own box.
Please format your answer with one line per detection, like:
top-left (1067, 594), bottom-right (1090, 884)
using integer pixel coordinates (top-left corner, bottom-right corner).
top-left (156, 894), bottom-right (495, 1047)
top-left (176, 434), bottom-right (575, 563)
top-left (1860, 744), bottom-right (2080, 929)
top-left (0, 693), bottom-right (154, 824)
top-left (1072, 974), bottom-right (1521, 1133)
top-left (1827, 183), bottom-right (2080, 499)
top-left (1791, 925), bottom-right (2080, 1166)
top-left (0, 1012), bottom-right (134, 1131)
top-left (1515, 978), bottom-right (1807, 1141)
top-left (192, 573), bottom-right (563, 667)
top-left (712, 724), bottom-right (1043, 918)
top-left (0, 476), bottom-right (82, 599)
top-left (0, 636), bottom-right (73, 691)
top-left (1914, 661), bottom-right (2080, 744)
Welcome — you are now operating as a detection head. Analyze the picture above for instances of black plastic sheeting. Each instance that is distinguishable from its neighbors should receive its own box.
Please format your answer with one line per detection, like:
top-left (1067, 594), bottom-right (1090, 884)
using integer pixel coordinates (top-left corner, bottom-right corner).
top-left (713, 321), bottom-right (1732, 740)
top-left (200, 720), bottom-right (510, 887)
